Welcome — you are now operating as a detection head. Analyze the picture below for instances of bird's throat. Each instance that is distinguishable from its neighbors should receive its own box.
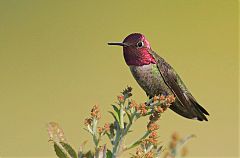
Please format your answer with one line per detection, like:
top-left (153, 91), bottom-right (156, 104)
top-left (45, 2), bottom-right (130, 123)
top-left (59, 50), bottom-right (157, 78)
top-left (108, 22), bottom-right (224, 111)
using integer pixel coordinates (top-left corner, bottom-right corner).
top-left (123, 49), bottom-right (156, 66)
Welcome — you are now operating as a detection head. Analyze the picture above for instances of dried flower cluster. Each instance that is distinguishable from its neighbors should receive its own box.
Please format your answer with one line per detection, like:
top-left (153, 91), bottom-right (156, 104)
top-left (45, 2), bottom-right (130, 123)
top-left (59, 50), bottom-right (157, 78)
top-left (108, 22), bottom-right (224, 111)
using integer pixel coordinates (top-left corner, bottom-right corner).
top-left (84, 118), bottom-right (92, 126)
top-left (97, 123), bottom-right (110, 134)
top-left (47, 87), bottom-right (194, 158)
top-left (47, 122), bottom-right (77, 158)
top-left (91, 105), bottom-right (101, 120)
top-left (138, 103), bottom-right (148, 115)
top-left (117, 95), bottom-right (125, 103)
top-left (135, 147), bottom-right (155, 158)
top-left (122, 86), bottom-right (133, 98)
top-left (128, 94), bottom-right (176, 158)
top-left (163, 132), bottom-right (195, 158)
top-left (47, 122), bottom-right (66, 143)
top-left (84, 105), bottom-right (101, 128)
top-left (133, 131), bottom-right (159, 158)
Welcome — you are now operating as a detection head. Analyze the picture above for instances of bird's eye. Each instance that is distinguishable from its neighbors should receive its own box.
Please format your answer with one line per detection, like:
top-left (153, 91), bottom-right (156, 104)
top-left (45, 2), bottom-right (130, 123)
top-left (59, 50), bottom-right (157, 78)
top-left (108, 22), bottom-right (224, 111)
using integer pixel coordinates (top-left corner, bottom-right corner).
top-left (136, 41), bottom-right (144, 48)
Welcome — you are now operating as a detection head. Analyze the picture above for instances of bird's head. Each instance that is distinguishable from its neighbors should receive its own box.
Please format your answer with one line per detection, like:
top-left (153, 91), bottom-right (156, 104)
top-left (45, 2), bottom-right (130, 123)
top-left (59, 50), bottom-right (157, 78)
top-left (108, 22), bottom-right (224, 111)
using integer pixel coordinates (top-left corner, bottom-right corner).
top-left (108, 33), bottom-right (156, 66)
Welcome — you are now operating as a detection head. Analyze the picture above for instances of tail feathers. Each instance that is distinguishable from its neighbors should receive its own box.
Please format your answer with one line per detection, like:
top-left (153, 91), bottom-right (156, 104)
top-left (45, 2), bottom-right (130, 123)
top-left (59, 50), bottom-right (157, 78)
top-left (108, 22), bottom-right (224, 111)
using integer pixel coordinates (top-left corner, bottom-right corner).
top-left (196, 102), bottom-right (209, 115)
top-left (169, 102), bottom-right (194, 119)
top-left (196, 115), bottom-right (208, 121)
top-left (189, 98), bottom-right (209, 121)
top-left (191, 107), bottom-right (208, 121)
top-left (170, 98), bottom-right (209, 121)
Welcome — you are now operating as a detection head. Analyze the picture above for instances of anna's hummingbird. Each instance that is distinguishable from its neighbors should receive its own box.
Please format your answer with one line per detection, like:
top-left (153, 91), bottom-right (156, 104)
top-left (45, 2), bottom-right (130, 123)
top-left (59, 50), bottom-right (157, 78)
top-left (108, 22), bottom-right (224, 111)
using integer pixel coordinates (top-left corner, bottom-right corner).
top-left (108, 33), bottom-right (209, 121)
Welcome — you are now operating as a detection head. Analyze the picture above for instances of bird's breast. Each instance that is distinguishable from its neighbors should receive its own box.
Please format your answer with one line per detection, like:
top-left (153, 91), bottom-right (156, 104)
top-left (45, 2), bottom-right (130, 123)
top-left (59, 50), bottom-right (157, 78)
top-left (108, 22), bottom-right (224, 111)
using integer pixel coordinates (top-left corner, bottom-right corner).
top-left (129, 64), bottom-right (172, 97)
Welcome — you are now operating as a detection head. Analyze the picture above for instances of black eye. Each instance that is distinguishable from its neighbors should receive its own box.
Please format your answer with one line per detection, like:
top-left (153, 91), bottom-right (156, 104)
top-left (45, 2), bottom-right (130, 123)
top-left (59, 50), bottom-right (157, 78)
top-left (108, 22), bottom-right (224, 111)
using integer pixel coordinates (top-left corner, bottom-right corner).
top-left (136, 41), bottom-right (144, 48)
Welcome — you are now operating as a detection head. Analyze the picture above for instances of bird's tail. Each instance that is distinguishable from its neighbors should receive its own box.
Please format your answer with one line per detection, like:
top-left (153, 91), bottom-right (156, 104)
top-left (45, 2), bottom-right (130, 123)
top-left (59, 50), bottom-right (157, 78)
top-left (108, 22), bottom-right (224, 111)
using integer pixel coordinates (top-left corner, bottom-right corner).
top-left (170, 98), bottom-right (209, 121)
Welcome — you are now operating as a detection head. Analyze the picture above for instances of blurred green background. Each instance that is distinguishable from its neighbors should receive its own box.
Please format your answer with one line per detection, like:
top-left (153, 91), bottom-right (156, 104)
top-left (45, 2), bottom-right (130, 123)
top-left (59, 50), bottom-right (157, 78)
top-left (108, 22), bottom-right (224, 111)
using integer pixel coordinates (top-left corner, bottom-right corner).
top-left (0, 0), bottom-right (238, 157)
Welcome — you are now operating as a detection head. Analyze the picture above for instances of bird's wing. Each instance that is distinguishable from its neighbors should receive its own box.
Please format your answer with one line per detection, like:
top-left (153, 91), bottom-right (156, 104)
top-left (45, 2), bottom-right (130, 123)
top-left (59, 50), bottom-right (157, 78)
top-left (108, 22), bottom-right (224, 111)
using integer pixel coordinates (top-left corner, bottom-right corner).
top-left (149, 50), bottom-right (209, 121)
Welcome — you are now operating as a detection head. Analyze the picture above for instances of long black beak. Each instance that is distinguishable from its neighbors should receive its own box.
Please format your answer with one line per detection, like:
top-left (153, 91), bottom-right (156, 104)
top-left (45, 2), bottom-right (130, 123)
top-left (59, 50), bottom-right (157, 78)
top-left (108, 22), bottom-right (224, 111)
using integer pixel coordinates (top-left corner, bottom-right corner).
top-left (108, 42), bottom-right (129, 47)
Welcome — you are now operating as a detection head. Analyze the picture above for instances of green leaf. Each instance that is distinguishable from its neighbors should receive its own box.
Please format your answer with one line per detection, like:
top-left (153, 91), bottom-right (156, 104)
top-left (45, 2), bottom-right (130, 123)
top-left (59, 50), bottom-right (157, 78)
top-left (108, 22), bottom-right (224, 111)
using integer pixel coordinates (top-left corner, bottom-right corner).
top-left (54, 142), bottom-right (67, 158)
top-left (124, 131), bottom-right (151, 151)
top-left (111, 104), bottom-right (120, 113)
top-left (53, 142), bottom-right (77, 158)
top-left (60, 142), bottom-right (78, 158)
top-left (108, 111), bottom-right (120, 126)
top-left (126, 111), bottom-right (132, 124)
top-left (106, 132), bottom-right (114, 141)
top-left (106, 150), bottom-right (113, 158)
top-left (128, 141), bottom-right (141, 150)
top-left (111, 104), bottom-right (120, 120)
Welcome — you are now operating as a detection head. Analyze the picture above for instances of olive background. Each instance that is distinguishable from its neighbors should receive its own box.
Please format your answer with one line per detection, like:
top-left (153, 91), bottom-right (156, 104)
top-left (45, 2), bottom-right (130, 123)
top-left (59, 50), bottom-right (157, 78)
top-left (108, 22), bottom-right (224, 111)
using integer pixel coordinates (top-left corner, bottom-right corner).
top-left (0, 0), bottom-right (238, 157)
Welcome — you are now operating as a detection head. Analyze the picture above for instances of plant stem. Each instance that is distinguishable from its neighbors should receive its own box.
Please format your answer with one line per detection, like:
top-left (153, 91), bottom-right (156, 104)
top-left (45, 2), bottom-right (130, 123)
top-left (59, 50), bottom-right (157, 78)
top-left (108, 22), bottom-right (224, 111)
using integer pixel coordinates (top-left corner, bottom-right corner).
top-left (92, 118), bottom-right (99, 149)
top-left (123, 112), bottom-right (136, 135)
top-left (112, 135), bottom-right (119, 158)
top-left (119, 104), bottom-right (124, 130)
top-left (123, 131), bottom-right (151, 152)
top-left (112, 104), bottom-right (124, 158)
top-left (112, 101), bottom-right (127, 158)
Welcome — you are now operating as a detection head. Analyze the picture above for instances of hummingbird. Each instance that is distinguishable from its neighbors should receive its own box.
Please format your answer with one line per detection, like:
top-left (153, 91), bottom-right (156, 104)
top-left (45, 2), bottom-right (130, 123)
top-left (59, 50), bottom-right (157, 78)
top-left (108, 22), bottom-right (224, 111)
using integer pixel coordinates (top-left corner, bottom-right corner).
top-left (108, 33), bottom-right (209, 121)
